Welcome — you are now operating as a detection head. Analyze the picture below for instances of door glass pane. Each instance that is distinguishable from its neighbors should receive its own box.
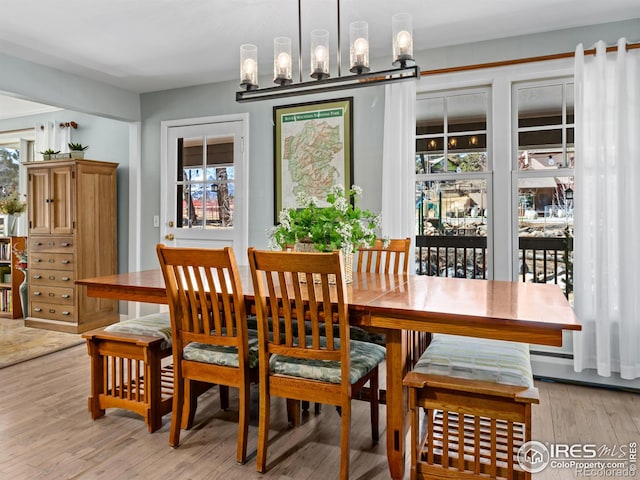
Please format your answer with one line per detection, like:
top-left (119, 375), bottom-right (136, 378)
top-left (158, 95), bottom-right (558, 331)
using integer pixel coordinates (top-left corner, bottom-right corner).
top-left (176, 135), bottom-right (235, 230)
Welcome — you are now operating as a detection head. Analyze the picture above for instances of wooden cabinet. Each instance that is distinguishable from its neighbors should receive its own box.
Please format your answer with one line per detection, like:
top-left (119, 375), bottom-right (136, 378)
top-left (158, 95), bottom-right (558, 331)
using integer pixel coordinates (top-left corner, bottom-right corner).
top-left (24, 159), bottom-right (119, 333)
top-left (0, 236), bottom-right (26, 318)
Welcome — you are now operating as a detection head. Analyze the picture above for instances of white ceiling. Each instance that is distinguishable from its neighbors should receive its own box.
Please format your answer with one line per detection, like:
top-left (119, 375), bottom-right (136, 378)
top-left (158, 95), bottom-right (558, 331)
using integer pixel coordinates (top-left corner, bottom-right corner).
top-left (1, 0), bottom-right (639, 114)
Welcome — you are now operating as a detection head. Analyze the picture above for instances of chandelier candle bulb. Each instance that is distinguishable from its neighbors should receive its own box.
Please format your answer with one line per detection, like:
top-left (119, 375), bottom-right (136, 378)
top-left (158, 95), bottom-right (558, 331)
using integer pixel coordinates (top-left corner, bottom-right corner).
top-left (310, 29), bottom-right (330, 79)
top-left (349, 21), bottom-right (370, 74)
top-left (273, 37), bottom-right (292, 85)
top-left (240, 44), bottom-right (258, 90)
top-left (392, 13), bottom-right (414, 67)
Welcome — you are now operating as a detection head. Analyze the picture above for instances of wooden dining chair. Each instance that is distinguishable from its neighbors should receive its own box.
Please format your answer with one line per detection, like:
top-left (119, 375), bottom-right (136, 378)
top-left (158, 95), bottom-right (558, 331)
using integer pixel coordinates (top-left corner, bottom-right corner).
top-left (248, 248), bottom-right (386, 479)
top-left (355, 237), bottom-right (411, 275)
top-left (156, 244), bottom-right (258, 464)
top-left (356, 237), bottom-right (428, 372)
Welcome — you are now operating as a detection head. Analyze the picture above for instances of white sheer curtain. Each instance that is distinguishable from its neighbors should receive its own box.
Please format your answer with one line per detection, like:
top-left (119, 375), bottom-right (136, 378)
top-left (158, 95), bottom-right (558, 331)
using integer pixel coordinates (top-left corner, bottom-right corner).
top-left (573, 38), bottom-right (640, 379)
top-left (381, 81), bottom-right (416, 244)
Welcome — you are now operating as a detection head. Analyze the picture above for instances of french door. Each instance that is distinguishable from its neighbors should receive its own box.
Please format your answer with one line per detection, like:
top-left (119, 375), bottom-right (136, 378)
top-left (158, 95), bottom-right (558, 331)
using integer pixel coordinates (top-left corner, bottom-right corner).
top-left (161, 115), bottom-right (249, 261)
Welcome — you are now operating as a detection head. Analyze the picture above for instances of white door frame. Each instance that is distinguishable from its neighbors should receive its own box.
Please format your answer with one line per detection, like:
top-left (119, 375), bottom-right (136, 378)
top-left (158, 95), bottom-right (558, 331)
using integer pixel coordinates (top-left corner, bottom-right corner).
top-left (160, 113), bottom-right (250, 260)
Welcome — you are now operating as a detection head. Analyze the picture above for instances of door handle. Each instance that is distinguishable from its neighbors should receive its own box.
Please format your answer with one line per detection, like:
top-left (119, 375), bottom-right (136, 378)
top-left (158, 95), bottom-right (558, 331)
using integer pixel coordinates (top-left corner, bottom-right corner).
top-left (165, 234), bottom-right (174, 241)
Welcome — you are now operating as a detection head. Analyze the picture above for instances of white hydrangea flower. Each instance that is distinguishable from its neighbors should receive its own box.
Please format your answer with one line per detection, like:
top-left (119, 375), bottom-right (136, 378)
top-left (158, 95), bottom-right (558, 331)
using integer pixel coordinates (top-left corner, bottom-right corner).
top-left (334, 196), bottom-right (348, 214)
top-left (351, 185), bottom-right (363, 198)
top-left (278, 209), bottom-right (292, 230)
top-left (330, 184), bottom-right (344, 196)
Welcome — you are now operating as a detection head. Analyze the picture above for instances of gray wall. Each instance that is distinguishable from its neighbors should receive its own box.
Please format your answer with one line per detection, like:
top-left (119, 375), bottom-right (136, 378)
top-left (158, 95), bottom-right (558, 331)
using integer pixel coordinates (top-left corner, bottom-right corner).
top-left (0, 111), bottom-right (131, 274)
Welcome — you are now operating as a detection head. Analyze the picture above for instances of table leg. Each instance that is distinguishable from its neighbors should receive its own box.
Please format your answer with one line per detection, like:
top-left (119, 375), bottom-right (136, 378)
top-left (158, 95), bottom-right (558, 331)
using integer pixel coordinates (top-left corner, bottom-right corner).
top-left (384, 328), bottom-right (409, 480)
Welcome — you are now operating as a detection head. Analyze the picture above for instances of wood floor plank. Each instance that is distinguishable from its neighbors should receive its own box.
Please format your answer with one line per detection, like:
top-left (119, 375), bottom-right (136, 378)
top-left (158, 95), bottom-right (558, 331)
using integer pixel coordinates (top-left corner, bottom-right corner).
top-left (1, 344), bottom-right (638, 479)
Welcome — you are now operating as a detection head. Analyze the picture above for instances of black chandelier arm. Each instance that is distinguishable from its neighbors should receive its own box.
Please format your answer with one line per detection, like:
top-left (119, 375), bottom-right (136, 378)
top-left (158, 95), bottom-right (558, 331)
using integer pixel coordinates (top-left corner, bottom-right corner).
top-left (236, 65), bottom-right (419, 102)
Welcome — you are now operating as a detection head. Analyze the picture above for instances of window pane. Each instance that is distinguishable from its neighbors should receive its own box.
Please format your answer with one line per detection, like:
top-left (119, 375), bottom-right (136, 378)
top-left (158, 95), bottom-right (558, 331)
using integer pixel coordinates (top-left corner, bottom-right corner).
top-left (517, 85), bottom-right (563, 128)
top-left (180, 183), bottom-right (203, 228)
top-left (205, 182), bottom-right (234, 228)
top-left (416, 179), bottom-right (488, 278)
top-left (416, 97), bottom-right (444, 134)
top-left (447, 93), bottom-right (487, 133)
top-left (0, 147), bottom-right (20, 193)
top-left (517, 176), bottom-right (573, 300)
top-left (566, 83), bottom-right (575, 124)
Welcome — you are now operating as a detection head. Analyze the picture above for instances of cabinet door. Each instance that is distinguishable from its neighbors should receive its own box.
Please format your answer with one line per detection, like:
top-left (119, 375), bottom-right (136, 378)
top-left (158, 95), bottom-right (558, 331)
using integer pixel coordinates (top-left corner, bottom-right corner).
top-left (50, 166), bottom-right (74, 235)
top-left (28, 168), bottom-right (51, 235)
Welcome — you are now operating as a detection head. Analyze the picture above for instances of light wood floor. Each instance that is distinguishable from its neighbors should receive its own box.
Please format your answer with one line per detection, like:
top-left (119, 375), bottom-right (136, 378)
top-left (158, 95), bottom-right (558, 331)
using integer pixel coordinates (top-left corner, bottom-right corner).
top-left (0, 344), bottom-right (638, 479)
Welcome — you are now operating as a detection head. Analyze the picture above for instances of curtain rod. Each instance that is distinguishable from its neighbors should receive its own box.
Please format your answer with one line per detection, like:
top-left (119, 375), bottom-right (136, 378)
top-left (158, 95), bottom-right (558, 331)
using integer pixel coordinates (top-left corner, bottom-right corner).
top-left (420, 41), bottom-right (640, 77)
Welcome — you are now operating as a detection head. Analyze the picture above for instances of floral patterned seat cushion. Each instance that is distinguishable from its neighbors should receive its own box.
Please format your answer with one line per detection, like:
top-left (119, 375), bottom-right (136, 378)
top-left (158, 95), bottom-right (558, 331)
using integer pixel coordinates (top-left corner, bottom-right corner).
top-left (270, 339), bottom-right (386, 384)
top-left (413, 334), bottom-right (533, 388)
top-left (183, 330), bottom-right (259, 369)
top-left (104, 312), bottom-right (172, 349)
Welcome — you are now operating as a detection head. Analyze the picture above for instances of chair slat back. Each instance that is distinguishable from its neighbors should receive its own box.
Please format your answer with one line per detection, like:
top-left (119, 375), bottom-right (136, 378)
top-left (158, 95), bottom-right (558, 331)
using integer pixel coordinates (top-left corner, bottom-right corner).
top-left (248, 249), bottom-right (349, 366)
top-left (157, 244), bottom-right (248, 353)
top-left (356, 237), bottom-right (411, 274)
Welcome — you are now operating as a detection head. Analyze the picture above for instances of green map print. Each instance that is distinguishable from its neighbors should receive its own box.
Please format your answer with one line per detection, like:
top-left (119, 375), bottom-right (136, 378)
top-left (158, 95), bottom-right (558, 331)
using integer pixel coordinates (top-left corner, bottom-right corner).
top-left (282, 119), bottom-right (343, 201)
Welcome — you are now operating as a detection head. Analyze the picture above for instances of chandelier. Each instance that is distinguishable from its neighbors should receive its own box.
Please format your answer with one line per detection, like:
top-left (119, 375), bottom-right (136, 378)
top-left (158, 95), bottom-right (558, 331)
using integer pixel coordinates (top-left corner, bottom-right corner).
top-left (236, 0), bottom-right (420, 102)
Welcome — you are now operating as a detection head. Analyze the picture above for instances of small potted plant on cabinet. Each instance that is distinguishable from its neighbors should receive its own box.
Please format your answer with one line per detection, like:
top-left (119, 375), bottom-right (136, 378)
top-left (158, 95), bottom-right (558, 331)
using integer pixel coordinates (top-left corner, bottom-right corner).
top-left (40, 148), bottom-right (60, 160)
top-left (68, 142), bottom-right (89, 159)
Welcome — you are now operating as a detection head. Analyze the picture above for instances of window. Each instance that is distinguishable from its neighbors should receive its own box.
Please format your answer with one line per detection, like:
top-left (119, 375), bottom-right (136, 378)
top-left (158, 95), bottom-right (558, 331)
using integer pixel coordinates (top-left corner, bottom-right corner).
top-left (415, 88), bottom-right (491, 278)
top-left (177, 136), bottom-right (235, 229)
top-left (512, 79), bottom-right (574, 300)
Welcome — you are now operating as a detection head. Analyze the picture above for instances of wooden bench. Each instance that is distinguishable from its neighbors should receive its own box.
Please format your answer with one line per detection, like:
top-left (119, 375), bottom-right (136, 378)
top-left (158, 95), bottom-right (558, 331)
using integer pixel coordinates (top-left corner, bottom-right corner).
top-left (82, 313), bottom-right (173, 433)
top-left (403, 334), bottom-right (539, 480)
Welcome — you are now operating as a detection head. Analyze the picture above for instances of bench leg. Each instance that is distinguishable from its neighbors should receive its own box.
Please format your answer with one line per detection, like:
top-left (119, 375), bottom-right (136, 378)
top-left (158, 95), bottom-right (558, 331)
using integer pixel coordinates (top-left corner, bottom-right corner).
top-left (86, 340), bottom-right (106, 420)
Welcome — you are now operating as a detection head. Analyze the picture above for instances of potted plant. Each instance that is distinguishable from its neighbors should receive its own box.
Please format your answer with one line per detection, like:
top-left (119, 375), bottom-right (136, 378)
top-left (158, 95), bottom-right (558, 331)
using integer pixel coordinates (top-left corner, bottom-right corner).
top-left (0, 191), bottom-right (27, 236)
top-left (40, 148), bottom-right (60, 160)
top-left (268, 184), bottom-right (382, 283)
top-left (68, 142), bottom-right (89, 159)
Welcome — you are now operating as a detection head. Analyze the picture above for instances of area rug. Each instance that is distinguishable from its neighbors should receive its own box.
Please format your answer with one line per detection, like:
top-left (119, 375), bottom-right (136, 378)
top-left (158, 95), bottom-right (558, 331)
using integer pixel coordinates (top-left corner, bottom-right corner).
top-left (0, 318), bottom-right (84, 368)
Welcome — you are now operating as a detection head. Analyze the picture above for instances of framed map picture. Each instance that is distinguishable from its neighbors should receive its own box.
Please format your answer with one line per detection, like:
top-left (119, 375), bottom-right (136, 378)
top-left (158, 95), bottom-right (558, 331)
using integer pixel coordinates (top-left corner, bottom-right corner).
top-left (273, 97), bottom-right (353, 221)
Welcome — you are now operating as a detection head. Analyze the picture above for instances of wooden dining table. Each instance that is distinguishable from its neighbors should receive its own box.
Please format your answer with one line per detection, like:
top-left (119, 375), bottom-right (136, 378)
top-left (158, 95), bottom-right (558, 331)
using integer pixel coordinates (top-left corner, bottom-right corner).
top-left (77, 268), bottom-right (580, 479)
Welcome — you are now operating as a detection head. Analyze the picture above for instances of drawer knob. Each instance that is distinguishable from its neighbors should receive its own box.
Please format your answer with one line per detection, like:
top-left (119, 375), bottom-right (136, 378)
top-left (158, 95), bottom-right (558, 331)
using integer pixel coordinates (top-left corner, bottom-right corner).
top-left (49, 259), bottom-right (55, 263)
top-left (34, 291), bottom-right (42, 296)
top-left (49, 309), bottom-right (56, 314)
top-left (61, 243), bottom-right (70, 247)
top-left (61, 294), bottom-right (71, 299)
top-left (35, 242), bottom-right (43, 246)
top-left (61, 260), bottom-right (70, 264)
top-left (61, 277), bottom-right (70, 282)
top-left (48, 293), bottom-right (55, 297)
top-left (34, 258), bottom-right (42, 263)
top-left (48, 276), bottom-right (56, 280)
top-left (34, 307), bottom-right (42, 313)
top-left (62, 311), bottom-right (70, 316)
top-left (34, 275), bottom-right (42, 279)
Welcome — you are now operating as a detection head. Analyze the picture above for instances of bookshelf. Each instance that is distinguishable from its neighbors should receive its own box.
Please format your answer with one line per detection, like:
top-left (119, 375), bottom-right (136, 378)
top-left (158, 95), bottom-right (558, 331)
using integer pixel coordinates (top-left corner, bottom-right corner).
top-left (0, 236), bottom-right (26, 319)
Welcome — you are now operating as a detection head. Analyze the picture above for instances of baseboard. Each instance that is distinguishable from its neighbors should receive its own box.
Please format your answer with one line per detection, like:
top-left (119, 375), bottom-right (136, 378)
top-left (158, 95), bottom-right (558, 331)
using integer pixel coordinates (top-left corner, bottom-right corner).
top-left (531, 351), bottom-right (640, 392)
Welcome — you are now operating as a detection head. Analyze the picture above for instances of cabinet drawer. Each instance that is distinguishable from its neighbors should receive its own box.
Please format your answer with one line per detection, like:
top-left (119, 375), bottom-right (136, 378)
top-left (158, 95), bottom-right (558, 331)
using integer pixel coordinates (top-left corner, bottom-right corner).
top-left (30, 301), bottom-right (75, 323)
top-left (30, 268), bottom-right (75, 286)
top-left (29, 253), bottom-right (74, 271)
top-left (30, 286), bottom-right (74, 305)
top-left (29, 237), bottom-right (75, 253)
